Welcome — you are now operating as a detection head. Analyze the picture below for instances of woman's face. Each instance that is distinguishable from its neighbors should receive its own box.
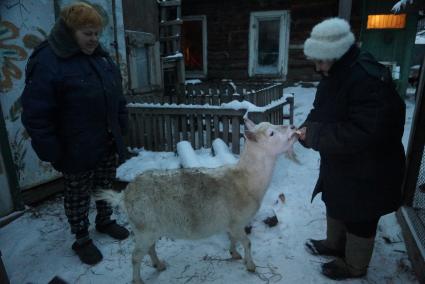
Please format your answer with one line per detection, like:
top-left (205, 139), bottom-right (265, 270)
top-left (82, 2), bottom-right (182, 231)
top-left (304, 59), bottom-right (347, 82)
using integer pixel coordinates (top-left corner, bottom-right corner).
top-left (313, 60), bottom-right (334, 76)
top-left (74, 27), bottom-right (101, 55)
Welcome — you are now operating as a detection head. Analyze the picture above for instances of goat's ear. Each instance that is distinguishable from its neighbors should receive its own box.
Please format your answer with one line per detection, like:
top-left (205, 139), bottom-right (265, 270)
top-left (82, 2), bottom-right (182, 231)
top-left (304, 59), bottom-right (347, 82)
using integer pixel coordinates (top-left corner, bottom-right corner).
top-left (244, 117), bottom-right (256, 131)
top-left (244, 130), bottom-right (257, 142)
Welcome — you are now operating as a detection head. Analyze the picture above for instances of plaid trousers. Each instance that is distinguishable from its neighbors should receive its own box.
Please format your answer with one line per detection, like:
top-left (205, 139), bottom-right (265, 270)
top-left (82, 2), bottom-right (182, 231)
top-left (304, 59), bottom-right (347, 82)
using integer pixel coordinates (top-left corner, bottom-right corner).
top-left (63, 148), bottom-right (117, 235)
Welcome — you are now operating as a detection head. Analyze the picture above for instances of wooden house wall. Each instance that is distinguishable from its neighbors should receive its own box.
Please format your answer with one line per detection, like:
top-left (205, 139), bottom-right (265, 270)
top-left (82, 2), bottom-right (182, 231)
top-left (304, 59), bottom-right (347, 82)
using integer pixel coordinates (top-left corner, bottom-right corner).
top-left (182, 0), bottom-right (362, 81)
top-left (122, 0), bottom-right (159, 38)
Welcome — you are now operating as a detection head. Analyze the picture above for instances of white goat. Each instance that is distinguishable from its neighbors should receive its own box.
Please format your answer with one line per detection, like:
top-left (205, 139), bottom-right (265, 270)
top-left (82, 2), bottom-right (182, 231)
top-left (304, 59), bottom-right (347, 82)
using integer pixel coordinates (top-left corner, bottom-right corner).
top-left (100, 118), bottom-right (298, 284)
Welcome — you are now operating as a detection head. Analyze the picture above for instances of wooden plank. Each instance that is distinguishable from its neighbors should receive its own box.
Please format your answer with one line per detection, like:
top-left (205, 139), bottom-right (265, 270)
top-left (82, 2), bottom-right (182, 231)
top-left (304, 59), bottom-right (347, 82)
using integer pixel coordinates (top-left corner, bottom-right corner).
top-left (189, 115), bottom-right (196, 147)
top-left (181, 115), bottom-right (188, 141)
top-left (134, 112), bottom-right (143, 148)
top-left (145, 115), bottom-right (153, 150)
top-left (213, 115), bottom-right (220, 139)
top-left (396, 208), bottom-right (425, 284)
top-left (231, 116), bottom-right (240, 154)
top-left (205, 115), bottom-right (212, 148)
top-left (223, 116), bottom-right (229, 144)
top-left (172, 115), bottom-right (180, 151)
top-left (127, 113), bottom-right (135, 148)
top-left (158, 115), bottom-right (165, 151)
top-left (165, 115), bottom-right (172, 151)
top-left (153, 115), bottom-right (159, 151)
top-left (197, 114), bottom-right (203, 148)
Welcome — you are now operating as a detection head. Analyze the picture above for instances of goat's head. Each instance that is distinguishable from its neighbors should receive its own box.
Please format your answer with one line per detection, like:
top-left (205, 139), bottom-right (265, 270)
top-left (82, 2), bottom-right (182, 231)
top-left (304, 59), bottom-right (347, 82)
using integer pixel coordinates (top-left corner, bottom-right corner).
top-left (244, 118), bottom-right (299, 156)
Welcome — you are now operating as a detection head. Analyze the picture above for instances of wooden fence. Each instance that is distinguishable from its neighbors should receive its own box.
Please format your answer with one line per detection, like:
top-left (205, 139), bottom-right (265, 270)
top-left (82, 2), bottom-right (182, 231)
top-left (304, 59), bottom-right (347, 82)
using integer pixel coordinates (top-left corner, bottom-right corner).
top-left (126, 96), bottom-right (293, 154)
top-left (125, 82), bottom-right (293, 154)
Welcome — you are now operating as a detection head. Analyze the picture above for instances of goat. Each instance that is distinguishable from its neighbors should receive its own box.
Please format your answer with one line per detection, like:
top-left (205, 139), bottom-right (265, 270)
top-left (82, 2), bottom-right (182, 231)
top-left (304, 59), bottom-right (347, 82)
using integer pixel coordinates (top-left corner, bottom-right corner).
top-left (99, 118), bottom-right (298, 284)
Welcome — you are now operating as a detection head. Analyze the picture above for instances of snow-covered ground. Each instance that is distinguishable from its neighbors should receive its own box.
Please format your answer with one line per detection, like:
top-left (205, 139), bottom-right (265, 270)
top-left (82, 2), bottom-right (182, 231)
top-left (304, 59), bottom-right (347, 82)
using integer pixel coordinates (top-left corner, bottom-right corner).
top-left (0, 84), bottom-right (418, 284)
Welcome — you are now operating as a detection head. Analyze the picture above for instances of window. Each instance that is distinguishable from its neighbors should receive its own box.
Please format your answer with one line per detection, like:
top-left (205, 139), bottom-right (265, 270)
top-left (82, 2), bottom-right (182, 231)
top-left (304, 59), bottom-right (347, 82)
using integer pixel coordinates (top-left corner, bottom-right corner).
top-left (249, 11), bottom-right (290, 77)
top-left (182, 15), bottom-right (207, 78)
top-left (126, 31), bottom-right (162, 92)
top-left (367, 14), bottom-right (406, 29)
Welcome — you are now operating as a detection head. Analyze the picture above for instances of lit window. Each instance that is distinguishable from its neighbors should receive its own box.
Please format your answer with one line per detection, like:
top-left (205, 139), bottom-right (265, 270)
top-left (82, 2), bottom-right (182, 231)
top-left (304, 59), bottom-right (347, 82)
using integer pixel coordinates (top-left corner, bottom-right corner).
top-left (367, 14), bottom-right (406, 29)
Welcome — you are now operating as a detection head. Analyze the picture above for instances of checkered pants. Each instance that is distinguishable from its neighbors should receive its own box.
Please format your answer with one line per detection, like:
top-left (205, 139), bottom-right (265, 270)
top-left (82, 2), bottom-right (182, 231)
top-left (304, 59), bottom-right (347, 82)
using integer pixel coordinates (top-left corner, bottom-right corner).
top-left (63, 149), bottom-right (117, 235)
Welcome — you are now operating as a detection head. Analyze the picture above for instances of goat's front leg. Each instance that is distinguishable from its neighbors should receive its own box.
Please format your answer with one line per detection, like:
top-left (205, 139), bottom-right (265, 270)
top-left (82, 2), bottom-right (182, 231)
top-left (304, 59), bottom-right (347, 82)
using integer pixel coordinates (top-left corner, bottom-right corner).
top-left (229, 228), bottom-right (256, 272)
top-left (227, 232), bottom-right (242, 260)
top-left (149, 243), bottom-right (166, 271)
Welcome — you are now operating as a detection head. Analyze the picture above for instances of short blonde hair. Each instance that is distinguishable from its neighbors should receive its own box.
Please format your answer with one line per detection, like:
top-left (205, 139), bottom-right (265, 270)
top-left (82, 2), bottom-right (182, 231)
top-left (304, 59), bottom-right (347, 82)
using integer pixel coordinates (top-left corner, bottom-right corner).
top-left (60, 2), bottom-right (103, 30)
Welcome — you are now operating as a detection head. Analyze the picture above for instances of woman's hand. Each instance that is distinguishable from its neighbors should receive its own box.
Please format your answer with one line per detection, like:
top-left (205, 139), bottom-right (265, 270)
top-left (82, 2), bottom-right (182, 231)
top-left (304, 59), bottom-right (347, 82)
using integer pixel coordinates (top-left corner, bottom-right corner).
top-left (297, 127), bottom-right (307, 141)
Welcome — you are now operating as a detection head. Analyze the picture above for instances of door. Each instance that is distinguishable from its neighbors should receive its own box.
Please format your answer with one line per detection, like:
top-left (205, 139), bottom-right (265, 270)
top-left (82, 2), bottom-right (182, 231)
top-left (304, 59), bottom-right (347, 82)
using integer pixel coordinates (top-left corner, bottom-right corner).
top-left (249, 11), bottom-right (290, 78)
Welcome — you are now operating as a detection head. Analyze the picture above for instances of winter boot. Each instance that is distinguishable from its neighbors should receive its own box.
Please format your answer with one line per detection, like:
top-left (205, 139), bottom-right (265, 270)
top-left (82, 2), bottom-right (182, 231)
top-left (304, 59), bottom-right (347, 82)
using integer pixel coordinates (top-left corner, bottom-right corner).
top-left (96, 220), bottom-right (130, 240)
top-left (72, 236), bottom-right (103, 265)
top-left (305, 215), bottom-right (346, 257)
top-left (321, 233), bottom-right (375, 280)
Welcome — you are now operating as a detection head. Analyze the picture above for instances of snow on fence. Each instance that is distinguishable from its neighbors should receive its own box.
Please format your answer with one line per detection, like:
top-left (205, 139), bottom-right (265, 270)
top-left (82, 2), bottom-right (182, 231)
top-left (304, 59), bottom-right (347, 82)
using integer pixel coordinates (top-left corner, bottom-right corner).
top-left (131, 82), bottom-right (285, 107)
top-left (125, 83), bottom-right (294, 154)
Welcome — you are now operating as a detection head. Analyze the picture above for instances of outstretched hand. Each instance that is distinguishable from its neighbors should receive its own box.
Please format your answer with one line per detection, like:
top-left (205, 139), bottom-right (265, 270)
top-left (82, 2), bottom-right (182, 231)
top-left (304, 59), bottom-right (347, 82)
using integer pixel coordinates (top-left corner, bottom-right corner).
top-left (296, 127), bottom-right (307, 141)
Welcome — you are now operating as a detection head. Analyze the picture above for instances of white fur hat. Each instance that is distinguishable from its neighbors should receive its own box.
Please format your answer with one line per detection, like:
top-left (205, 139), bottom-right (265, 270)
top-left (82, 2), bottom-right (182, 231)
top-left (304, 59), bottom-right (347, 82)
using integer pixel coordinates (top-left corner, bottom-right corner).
top-left (304, 18), bottom-right (355, 60)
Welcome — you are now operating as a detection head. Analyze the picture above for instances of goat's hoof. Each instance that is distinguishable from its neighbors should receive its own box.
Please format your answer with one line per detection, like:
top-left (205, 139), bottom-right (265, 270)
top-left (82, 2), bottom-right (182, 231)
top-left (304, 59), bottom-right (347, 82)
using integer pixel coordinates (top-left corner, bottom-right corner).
top-left (246, 262), bottom-right (256, 272)
top-left (132, 279), bottom-right (144, 284)
top-left (154, 261), bottom-right (166, 271)
top-left (230, 251), bottom-right (242, 260)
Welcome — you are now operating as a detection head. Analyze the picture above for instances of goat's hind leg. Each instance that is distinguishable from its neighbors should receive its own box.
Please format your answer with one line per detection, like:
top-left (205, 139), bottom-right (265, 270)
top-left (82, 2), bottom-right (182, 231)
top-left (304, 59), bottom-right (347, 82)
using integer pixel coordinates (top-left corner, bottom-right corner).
top-left (149, 243), bottom-right (166, 271)
top-left (132, 233), bottom-right (155, 284)
top-left (227, 232), bottom-right (242, 260)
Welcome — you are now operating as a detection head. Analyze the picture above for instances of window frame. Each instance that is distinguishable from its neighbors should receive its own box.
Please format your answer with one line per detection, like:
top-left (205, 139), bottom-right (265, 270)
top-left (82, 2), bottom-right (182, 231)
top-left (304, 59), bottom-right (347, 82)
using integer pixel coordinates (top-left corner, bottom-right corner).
top-left (182, 15), bottom-right (208, 78)
top-left (248, 10), bottom-right (290, 78)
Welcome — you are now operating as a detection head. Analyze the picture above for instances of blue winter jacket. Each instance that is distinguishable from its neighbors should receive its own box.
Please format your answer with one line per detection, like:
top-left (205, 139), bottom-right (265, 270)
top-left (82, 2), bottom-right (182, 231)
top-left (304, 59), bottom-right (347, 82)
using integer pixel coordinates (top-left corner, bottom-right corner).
top-left (21, 19), bottom-right (128, 174)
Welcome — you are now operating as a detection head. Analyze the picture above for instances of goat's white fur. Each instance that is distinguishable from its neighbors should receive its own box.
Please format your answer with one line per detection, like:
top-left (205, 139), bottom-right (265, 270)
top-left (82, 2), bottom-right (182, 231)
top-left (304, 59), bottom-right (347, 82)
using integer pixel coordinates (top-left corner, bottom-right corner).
top-left (99, 118), bottom-right (298, 284)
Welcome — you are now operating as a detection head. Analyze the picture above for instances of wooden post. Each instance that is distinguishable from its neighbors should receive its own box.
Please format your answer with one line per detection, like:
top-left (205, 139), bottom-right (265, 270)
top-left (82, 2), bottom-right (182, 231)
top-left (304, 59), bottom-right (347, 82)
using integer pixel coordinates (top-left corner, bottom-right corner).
top-left (402, 55), bottom-right (425, 206)
top-left (338, 0), bottom-right (352, 21)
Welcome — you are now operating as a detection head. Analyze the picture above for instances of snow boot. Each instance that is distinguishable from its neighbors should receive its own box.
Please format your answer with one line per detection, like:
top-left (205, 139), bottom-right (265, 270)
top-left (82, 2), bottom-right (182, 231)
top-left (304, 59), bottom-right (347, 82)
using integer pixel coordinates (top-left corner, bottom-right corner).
top-left (321, 233), bottom-right (375, 280)
top-left (96, 220), bottom-right (129, 240)
top-left (72, 238), bottom-right (103, 265)
top-left (305, 215), bottom-right (346, 257)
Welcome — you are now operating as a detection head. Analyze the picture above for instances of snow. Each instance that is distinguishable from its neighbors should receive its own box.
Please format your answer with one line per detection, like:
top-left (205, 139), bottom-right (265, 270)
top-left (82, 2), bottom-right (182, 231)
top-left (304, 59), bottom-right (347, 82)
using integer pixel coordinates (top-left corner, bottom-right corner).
top-left (185, 79), bottom-right (202, 85)
top-left (0, 85), bottom-right (419, 284)
top-left (165, 52), bottom-right (183, 59)
top-left (416, 31), bottom-right (425, 45)
top-left (128, 97), bottom-right (290, 114)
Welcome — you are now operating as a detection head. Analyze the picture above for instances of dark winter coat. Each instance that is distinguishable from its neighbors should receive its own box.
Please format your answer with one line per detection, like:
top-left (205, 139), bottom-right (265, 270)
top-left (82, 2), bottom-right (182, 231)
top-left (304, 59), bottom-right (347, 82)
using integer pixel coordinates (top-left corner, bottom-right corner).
top-left (21, 18), bottom-right (128, 174)
top-left (301, 45), bottom-right (406, 222)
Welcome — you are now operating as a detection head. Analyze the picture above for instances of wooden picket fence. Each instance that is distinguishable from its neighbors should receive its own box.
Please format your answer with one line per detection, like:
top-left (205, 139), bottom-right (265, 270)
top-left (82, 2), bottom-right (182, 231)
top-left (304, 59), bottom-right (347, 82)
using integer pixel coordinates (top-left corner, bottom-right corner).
top-left (126, 82), bottom-right (294, 154)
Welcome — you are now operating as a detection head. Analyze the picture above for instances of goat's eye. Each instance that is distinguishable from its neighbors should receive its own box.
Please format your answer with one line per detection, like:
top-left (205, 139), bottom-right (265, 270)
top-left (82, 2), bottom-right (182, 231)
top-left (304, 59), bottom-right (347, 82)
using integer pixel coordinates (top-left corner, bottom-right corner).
top-left (270, 131), bottom-right (274, 136)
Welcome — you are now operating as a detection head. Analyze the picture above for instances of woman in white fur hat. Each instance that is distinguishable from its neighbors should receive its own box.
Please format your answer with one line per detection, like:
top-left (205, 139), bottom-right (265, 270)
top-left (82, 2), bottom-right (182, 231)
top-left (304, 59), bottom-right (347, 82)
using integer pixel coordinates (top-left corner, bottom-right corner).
top-left (298, 18), bottom-right (406, 280)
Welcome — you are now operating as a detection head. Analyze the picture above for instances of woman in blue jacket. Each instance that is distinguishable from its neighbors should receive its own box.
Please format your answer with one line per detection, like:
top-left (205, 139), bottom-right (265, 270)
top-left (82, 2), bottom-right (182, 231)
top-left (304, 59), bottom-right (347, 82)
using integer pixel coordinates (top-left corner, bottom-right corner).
top-left (21, 3), bottom-right (129, 265)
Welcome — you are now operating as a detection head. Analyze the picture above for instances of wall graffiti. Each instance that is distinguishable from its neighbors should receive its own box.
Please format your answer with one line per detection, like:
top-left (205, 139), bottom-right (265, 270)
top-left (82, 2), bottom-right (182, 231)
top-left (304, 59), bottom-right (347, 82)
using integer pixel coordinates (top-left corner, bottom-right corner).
top-left (0, 21), bottom-right (28, 93)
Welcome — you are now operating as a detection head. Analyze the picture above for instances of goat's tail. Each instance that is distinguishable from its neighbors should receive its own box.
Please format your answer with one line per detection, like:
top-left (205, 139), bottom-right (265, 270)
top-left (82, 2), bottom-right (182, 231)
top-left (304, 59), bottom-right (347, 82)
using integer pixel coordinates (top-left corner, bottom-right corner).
top-left (94, 190), bottom-right (125, 209)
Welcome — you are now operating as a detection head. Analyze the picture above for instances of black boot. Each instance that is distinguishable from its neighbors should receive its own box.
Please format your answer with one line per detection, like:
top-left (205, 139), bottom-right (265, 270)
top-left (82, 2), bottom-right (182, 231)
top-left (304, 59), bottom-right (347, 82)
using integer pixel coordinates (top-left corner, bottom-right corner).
top-left (321, 233), bottom-right (375, 280)
top-left (305, 239), bottom-right (345, 257)
top-left (96, 220), bottom-right (129, 240)
top-left (305, 215), bottom-right (346, 257)
top-left (72, 239), bottom-right (103, 265)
